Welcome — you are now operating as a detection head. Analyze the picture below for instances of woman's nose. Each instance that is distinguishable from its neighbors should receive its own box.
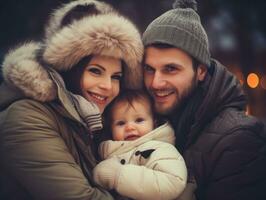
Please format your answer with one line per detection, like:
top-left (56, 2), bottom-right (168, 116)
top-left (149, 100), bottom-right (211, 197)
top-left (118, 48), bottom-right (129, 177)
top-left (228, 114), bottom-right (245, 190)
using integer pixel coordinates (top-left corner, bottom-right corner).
top-left (99, 77), bottom-right (112, 90)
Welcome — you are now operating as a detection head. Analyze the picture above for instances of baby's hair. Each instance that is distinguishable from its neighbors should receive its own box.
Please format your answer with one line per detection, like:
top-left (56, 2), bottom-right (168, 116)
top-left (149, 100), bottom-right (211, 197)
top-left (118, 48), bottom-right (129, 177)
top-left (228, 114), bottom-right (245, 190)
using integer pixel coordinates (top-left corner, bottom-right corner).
top-left (111, 90), bottom-right (154, 116)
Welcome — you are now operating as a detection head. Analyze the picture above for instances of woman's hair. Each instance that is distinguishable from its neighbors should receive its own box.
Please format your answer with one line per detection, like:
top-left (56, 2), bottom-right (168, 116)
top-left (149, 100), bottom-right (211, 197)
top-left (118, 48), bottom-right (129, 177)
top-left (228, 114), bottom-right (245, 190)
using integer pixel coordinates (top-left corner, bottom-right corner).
top-left (107, 89), bottom-right (155, 121)
top-left (60, 55), bottom-right (92, 95)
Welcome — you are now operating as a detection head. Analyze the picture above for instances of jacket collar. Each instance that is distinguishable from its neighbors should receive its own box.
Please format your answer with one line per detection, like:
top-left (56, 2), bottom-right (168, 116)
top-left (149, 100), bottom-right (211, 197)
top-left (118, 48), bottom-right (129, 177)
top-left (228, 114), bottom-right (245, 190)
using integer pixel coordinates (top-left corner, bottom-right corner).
top-left (98, 122), bottom-right (175, 159)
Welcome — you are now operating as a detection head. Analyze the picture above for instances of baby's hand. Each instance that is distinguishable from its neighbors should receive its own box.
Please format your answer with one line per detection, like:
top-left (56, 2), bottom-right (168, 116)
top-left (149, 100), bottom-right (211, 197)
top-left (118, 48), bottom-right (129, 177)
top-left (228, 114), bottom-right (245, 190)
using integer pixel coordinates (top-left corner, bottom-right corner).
top-left (93, 158), bottom-right (122, 189)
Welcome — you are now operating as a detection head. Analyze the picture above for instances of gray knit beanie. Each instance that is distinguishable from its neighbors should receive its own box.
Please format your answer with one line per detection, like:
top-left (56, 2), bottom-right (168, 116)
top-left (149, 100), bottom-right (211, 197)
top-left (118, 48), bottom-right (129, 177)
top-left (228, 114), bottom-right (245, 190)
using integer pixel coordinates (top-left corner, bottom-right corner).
top-left (142, 0), bottom-right (211, 67)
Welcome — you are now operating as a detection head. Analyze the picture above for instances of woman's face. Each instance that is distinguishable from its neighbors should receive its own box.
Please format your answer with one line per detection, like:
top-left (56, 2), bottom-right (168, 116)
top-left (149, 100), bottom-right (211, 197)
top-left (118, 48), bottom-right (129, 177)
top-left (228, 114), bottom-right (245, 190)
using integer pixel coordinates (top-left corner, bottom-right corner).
top-left (80, 55), bottom-right (122, 113)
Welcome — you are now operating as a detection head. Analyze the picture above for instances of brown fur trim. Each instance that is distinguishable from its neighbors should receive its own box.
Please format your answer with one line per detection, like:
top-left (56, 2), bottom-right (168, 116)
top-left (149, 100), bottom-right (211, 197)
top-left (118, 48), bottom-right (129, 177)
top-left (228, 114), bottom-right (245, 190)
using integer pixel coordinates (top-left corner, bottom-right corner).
top-left (2, 42), bottom-right (57, 101)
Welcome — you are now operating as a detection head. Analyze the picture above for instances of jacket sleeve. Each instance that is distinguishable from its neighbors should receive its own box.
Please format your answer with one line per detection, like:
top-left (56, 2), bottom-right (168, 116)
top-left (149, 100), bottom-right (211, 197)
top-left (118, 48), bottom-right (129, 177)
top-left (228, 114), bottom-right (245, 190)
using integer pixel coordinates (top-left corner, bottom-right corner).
top-left (203, 128), bottom-right (266, 200)
top-left (94, 142), bottom-right (187, 200)
top-left (0, 100), bottom-right (113, 200)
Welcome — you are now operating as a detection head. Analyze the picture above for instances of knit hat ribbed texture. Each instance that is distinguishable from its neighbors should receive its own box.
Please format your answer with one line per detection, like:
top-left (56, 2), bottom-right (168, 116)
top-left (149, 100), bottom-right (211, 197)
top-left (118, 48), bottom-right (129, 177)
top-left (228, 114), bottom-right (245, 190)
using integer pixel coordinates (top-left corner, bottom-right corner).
top-left (142, 0), bottom-right (210, 67)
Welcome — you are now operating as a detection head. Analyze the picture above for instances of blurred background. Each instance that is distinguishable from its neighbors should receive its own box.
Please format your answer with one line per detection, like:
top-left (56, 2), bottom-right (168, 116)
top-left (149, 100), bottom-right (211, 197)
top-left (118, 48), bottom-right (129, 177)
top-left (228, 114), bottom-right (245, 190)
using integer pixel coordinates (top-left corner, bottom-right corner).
top-left (0, 0), bottom-right (266, 119)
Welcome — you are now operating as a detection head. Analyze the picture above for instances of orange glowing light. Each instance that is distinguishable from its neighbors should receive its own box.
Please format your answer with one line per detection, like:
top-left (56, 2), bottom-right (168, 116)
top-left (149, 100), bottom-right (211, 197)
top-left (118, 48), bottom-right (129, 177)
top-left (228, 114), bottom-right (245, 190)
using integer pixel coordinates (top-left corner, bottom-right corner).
top-left (247, 73), bottom-right (259, 88)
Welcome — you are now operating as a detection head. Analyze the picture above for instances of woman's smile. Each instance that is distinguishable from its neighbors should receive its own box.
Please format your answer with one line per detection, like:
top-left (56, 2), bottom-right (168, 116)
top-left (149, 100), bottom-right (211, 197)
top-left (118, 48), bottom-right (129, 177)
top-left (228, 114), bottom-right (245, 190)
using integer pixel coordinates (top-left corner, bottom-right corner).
top-left (87, 91), bottom-right (108, 104)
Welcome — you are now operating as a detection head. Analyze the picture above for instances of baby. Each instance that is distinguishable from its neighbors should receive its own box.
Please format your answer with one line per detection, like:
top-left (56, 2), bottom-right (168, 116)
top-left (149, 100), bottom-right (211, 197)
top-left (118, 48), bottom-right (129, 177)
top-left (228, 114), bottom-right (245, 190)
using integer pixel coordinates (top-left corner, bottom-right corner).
top-left (93, 90), bottom-right (187, 200)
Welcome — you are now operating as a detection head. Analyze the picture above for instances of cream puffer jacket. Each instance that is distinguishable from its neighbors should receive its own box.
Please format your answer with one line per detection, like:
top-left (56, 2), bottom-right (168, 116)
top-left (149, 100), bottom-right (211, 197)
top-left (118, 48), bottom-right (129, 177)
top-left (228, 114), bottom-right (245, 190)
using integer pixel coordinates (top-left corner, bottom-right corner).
top-left (93, 122), bottom-right (187, 200)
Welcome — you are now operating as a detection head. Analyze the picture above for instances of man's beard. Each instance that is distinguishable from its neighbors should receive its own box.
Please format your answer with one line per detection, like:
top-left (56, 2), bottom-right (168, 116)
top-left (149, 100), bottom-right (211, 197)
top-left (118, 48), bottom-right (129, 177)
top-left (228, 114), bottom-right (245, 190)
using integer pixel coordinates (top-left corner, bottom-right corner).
top-left (155, 73), bottom-right (199, 116)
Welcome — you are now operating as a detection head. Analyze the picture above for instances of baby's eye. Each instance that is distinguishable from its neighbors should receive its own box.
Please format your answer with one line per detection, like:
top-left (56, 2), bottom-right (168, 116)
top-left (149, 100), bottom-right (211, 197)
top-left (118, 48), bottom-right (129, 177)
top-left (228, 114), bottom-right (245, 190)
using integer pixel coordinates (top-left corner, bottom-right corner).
top-left (135, 118), bottom-right (144, 123)
top-left (115, 121), bottom-right (125, 126)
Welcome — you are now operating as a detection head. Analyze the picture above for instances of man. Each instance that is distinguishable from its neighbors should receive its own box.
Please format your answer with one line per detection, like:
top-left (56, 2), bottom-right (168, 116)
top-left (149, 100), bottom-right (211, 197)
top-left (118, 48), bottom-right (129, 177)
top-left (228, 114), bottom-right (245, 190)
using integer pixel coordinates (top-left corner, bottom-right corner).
top-left (142, 0), bottom-right (266, 200)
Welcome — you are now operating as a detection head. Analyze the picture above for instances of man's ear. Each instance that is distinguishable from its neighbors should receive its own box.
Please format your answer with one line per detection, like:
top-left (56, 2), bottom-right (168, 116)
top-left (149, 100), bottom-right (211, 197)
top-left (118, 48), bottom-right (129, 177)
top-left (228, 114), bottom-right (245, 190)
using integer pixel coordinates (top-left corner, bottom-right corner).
top-left (197, 64), bottom-right (207, 81)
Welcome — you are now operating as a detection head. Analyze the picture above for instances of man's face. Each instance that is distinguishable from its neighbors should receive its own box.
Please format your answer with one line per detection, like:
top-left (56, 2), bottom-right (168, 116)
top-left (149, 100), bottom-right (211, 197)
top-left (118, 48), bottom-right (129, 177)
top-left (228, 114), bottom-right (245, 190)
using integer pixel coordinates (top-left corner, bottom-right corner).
top-left (144, 46), bottom-right (206, 115)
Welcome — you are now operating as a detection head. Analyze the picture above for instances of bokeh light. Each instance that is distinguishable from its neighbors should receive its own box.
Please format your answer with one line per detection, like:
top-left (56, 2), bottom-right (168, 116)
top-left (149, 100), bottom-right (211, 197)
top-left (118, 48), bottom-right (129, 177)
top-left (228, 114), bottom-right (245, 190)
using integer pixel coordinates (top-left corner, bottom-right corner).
top-left (247, 73), bottom-right (259, 88)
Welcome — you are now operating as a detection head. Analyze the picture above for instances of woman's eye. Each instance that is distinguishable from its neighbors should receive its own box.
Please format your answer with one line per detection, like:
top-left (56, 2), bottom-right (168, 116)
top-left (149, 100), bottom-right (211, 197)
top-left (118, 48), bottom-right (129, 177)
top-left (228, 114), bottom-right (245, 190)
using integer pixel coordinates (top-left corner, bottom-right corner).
top-left (112, 74), bottom-right (122, 81)
top-left (136, 118), bottom-right (144, 123)
top-left (88, 67), bottom-right (101, 75)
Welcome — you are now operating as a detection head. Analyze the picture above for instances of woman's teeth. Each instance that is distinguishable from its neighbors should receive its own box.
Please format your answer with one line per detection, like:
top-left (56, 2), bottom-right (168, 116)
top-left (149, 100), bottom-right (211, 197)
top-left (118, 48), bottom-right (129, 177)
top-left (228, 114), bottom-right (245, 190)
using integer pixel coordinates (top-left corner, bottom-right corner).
top-left (90, 93), bottom-right (106, 101)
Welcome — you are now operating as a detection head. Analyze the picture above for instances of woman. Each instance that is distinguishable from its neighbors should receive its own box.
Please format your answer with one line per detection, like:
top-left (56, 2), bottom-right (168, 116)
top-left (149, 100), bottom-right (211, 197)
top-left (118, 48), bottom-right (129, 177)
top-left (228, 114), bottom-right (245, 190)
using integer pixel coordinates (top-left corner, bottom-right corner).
top-left (0, 0), bottom-right (143, 199)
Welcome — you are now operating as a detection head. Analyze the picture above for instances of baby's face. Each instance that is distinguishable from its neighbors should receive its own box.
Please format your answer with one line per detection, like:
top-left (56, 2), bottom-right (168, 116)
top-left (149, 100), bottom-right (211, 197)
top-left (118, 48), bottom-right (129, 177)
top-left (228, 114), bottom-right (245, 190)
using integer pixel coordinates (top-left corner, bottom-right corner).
top-left (111, 99), bottom-right (154, 141)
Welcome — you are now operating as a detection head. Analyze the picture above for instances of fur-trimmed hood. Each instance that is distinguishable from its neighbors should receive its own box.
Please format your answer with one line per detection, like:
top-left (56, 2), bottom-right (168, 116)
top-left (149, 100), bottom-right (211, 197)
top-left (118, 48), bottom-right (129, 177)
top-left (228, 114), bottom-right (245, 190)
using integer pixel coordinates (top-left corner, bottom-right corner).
top-left (42, 12), bottom-right (143, 89)
top-left (42, 0), bottom-right (143, 89)
top-left (2, 42), bottom-right (56, 102)
top-left (1, 0), bottom-right (143, 103)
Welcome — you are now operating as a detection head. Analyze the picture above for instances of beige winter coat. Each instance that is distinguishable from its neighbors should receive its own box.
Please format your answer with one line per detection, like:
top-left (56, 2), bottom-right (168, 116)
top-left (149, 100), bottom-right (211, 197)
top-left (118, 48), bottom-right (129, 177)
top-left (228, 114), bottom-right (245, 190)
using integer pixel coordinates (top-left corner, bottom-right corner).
top-left (93, 122), bottom-right (187, 200)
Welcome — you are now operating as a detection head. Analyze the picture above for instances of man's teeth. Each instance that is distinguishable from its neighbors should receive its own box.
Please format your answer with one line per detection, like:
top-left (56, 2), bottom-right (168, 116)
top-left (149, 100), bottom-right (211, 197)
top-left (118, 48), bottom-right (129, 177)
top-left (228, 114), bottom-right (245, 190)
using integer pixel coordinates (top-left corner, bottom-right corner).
top-left (154, 91), bottom-right (172, 97)
top-left (91, 93), bottom-right (105, 101)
